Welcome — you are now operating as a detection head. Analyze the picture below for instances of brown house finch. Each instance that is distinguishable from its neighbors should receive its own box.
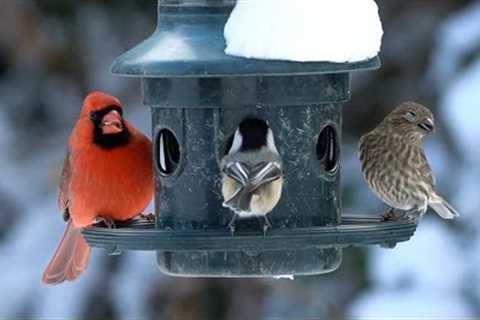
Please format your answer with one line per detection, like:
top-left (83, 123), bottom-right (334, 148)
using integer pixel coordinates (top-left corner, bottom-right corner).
top-left (359, 102), bottom-right (459, 221)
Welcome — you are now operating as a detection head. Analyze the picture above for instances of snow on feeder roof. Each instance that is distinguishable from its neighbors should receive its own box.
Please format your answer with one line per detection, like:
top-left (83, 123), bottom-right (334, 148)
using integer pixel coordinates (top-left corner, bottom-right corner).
top-left (83, 0), bottom-right (417, 278)
top-left (224, 0), bottom-right (384, 63)
top-left (110, 0), bottom-right (380, 77)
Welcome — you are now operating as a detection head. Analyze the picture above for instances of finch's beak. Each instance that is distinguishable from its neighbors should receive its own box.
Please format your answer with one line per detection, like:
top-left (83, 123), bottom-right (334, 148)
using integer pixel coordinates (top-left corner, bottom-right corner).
top-left (100, 110), bottom-right (124, 134)
top-left (418, 118), bottom-right (435, 133)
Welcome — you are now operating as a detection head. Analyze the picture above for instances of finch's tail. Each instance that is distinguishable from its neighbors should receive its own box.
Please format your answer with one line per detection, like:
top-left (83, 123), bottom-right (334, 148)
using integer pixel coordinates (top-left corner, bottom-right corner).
top-left (42, 220), bottom-right (91, 285)
top-left (429, 196), bottom-right (460, 220)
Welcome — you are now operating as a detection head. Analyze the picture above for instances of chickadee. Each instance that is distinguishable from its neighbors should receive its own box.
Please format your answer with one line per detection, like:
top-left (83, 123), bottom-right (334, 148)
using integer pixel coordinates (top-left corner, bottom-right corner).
top-left (221, 118), bottom-right (283, 234)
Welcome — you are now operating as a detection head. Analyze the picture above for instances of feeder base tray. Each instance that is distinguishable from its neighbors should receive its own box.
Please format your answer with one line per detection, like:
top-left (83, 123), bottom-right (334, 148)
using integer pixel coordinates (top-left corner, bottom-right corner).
top-left (82, 214), bottom-right (417, 277)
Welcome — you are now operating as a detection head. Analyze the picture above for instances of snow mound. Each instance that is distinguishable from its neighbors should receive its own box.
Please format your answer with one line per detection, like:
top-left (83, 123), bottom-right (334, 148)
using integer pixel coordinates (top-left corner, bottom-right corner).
top-left (369, 220), bottom-right (465, 291)
top-left (350, 288), bottom-right (473, 319)
top-left (224, 0), bottom-right (383, 63)
top-left (349, 221), bottom-right (471, 318)
top-left (442, 57), bottom-right (480, 161)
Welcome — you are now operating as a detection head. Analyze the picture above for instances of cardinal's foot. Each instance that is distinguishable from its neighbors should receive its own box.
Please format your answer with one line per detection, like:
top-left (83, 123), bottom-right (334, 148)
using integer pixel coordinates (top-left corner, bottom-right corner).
top-left (95, 216), bottom-right (116, 229)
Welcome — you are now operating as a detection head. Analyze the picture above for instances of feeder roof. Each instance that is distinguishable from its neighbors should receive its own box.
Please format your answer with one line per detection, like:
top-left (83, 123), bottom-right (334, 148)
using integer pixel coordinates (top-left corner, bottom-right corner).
top-left (111, 2), bottom-right (380, 78)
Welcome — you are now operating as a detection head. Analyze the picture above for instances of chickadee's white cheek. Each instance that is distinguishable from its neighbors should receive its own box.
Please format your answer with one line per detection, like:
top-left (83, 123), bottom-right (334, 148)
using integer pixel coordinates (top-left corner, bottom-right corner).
top-left (229, 130), bottom-right (243, 154)
top-left (267, 130), bottom-right (279, 153)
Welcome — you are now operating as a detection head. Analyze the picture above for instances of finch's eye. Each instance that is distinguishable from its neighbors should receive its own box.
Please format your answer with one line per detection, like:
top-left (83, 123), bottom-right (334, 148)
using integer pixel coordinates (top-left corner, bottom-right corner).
top-left (407, 111), bottom-right (416, 118)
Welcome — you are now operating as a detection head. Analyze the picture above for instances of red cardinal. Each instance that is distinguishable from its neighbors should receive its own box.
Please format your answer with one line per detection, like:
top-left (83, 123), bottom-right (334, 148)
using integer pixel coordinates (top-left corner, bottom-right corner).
top-left (42, 92), bottom-right (154, 285)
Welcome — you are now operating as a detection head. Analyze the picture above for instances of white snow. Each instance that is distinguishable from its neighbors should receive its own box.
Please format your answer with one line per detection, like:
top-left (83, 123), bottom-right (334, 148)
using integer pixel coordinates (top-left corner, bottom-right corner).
top-left (111, 251), bottom-right (160, 320)
top-left (350, 288), bottom-right (472, 319)
top-left (369, 221), bottom-right (465, 291)
top-left (442, 58), bottom-right (480, 162)
top-left (0, 155), bottom-right (99, 319)
top-left (349, 220), bottom-right (472, 318)
top-left (350, 2), bottom-right (480, 315)
top-left (435, 1), bottom-right (480, 225)
top-left (426, 1), bottom-right (480, 92)
top-left (224, 0), bottom-right (383, 63)
top-left (441, 57), bottom-right (480, 225)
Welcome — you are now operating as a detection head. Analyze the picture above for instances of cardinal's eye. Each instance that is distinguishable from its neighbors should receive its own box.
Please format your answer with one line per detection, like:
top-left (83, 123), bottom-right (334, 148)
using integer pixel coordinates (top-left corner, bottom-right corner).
top-left (89, 112), bottom-right (98, 121)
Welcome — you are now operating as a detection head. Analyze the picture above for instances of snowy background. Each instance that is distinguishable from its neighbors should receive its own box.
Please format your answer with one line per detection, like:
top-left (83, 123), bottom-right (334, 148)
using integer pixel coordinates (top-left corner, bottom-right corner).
top-left (1, 1), bottom-right (479, 319)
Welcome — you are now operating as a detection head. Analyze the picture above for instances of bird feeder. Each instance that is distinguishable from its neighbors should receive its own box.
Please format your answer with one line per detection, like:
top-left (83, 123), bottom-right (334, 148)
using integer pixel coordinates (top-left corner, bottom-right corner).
top-left (83, 0), bottom-right (417, 277)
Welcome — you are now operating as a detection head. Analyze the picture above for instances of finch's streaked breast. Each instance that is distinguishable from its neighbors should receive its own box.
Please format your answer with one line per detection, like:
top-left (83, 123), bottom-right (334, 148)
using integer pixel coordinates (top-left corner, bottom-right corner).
top-left (359, 102), bottom-right (458, 220)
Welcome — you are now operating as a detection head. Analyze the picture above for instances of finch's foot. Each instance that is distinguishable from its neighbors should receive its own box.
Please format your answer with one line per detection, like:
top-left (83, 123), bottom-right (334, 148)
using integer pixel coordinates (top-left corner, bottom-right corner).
top-left (404, 209), bottom-right (422, 223)
top-left (95, 216), bottom-right (116, 229)
top-left (381, 208), bottom-right (406, 222)
top-left (381, 208), bottom-right (395, 221)
top-left (406, 214), bottom-right (419, 223)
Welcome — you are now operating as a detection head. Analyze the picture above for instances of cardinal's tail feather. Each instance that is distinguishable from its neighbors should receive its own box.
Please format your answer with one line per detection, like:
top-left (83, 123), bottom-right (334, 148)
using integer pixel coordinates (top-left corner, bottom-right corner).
top-left (42, 220), bottom-right (91, 285)
top-left (429, 196), bottom-right (460, 220)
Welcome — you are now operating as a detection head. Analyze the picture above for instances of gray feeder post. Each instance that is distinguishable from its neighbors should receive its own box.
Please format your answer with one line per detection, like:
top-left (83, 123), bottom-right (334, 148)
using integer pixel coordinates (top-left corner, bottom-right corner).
top-left (82, 0), bottom-right (417, 277)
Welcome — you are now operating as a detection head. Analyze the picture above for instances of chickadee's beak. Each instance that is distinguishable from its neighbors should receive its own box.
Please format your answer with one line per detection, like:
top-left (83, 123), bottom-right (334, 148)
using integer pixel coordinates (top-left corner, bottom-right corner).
top-left (100, 110), bottom-right (123, 134)
top-left (418, 118), bottom-right (435, 133)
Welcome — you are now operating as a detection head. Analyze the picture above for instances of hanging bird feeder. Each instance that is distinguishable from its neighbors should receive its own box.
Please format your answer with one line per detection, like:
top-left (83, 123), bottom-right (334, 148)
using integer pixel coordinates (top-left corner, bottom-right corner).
top-left (83, 0), bottom-right (417, 277)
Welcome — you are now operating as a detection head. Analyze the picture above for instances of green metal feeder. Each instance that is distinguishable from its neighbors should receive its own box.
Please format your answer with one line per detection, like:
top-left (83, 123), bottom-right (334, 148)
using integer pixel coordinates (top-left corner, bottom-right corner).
top-left (82, 0), bottom-right (417, 277)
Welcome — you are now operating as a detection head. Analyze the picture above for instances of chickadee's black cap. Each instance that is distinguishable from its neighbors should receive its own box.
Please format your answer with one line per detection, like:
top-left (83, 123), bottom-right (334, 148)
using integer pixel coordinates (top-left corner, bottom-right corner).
top-left (238, 118), bottom-right (269, 151)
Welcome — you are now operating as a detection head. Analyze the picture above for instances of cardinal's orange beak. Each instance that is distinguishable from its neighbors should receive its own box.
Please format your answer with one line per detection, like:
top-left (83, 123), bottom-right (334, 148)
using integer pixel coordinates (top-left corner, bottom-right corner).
top-left (100, 110), bottom-right (123, 134)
